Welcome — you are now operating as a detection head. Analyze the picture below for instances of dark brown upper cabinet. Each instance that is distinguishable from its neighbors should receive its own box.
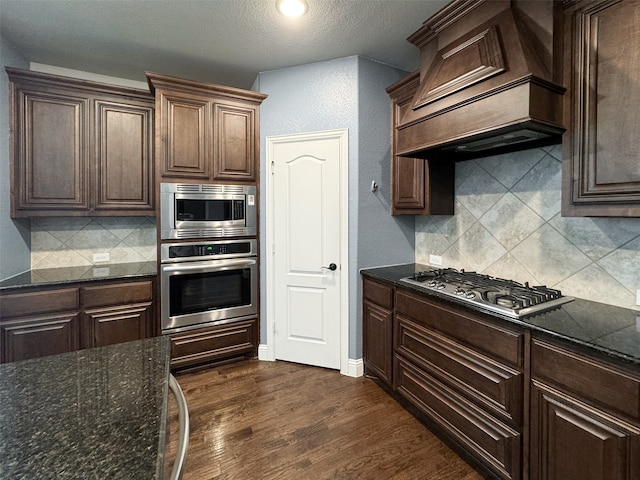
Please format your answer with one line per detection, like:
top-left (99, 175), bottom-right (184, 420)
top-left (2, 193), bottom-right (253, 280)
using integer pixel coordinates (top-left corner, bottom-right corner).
top-left (387, 72), bottom-right (454, 216)
top-left (561, 0), bottom-right (640, 217)
top-left (146, 72), bottom-right (267, 184)
top-left (6, 68), bottom-right (154, 217)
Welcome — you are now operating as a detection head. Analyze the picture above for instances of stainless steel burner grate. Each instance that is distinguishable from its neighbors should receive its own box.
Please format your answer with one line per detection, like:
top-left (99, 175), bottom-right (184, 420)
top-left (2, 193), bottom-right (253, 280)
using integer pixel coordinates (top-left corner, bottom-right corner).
top-left (400, 268), bottom-right (573, 318)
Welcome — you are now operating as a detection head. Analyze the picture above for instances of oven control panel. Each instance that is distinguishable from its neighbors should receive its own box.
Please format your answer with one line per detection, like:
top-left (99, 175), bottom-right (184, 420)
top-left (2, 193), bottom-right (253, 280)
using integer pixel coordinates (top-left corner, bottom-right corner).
top-left (161, 239), bottom-right (257, 262)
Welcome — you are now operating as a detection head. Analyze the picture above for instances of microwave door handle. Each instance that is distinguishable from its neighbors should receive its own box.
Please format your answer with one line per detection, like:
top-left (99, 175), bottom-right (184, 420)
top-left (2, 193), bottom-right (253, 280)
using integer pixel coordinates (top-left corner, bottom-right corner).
top-left (162, 258), bottom-right (256, 273)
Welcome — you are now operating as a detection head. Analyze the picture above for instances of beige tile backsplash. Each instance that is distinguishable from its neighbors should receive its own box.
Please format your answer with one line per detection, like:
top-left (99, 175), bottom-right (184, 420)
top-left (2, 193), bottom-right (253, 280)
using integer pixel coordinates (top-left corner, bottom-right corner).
top-left (416, 145), bottom-right (640, 310)
top-left (31, 217), bottom-right (156, 269)
top-left (27, 146), bottom-right (640, 312)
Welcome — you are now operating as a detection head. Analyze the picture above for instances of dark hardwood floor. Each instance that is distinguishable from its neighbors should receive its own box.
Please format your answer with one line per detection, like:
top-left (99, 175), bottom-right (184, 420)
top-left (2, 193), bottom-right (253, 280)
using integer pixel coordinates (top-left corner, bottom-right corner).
top-left (164, 359), bottom-right (484, 480)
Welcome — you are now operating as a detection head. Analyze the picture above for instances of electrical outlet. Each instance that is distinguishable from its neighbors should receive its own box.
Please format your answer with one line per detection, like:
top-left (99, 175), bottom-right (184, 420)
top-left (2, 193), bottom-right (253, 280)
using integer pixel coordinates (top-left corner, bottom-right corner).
top-left (92, 267), bottom-right (110, 277)
top-left (93, 252), bottom-right (110, 263)
top-left (429, 254), bottom-right (443, 266)
top-left (637, 289), bottom-right (640, 306)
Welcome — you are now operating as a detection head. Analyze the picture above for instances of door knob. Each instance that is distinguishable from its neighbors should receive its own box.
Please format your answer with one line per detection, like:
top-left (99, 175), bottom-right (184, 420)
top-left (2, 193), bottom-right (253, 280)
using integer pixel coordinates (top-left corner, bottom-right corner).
top-left (322, 263), bottom-right (337, 271)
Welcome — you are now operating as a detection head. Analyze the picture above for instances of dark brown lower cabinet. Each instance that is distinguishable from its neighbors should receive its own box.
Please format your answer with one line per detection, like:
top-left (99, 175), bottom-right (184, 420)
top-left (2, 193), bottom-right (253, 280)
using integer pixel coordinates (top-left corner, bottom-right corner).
top-left (530, 381), bottom-right (640, 480)
top-left (84, 303), bottom-right (153, 349)
top-left (0, 278), bottom-right (156, 363)
top-left (530, 338), bottom-right (640, 480)
top-left (82, 280), bottom-right (154, 348)
top-left (169, 318), bottom-right (258, 370)
top-left (361, 276), bottom-right (640, 480)
top-left (396, 357), bottom-right (522, 479)
top-left (362, 278), bottom-right (394, 385)
top-left (394, 288), bottom-right (524, 480)
top-left (0, 312), bottom-right (81, 363)
top-left (0, 287), bottom-right (81, 363)
top-left (363, 300), bottom-right (393, 384)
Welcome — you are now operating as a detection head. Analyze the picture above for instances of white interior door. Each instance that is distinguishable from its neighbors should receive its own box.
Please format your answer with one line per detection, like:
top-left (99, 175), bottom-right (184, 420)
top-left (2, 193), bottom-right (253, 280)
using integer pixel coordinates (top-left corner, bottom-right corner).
top-left (267, 130), bottom-right (347, 370)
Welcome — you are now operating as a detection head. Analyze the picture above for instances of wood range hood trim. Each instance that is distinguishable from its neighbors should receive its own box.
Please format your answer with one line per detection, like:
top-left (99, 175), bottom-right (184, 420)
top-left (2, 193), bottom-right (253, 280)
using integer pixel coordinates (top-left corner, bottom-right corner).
top-left (396, 0), bottom-right (566, 160)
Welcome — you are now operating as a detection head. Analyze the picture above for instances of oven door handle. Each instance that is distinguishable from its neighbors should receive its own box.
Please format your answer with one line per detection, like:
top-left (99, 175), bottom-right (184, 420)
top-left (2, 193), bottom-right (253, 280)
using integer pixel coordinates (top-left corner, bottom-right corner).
top-left (162, 258), bottom-right (256, 273)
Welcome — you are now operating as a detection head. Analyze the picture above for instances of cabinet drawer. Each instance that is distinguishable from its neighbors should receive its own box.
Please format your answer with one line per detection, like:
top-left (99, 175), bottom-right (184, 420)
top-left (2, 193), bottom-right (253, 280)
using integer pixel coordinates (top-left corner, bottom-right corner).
top-left (363, 278), bottom-right (393, 309)
top-left (396, 289), bottom-right (524, 367)
top-left (396, 356), bottom-right (521, 480)
top-left (83, 280), bottom-right (153, 308)
top-left (532, 339), bottom-right (640, 421)
top-left (396, 317), bottom-right (523, 426)
top-left (0, 288), bottom-right (79, 318)
top-left (170, 319), bottom-right (258, 369)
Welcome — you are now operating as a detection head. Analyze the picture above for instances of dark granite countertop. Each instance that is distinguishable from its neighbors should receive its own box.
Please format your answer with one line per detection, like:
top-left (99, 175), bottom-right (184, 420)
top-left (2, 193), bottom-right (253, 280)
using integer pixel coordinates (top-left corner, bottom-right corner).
top-left (0, 262), bottom-right (157, 292)
top-left (361, 263), bottom-right (640, 369)
top-left (0, 336), bottom-right (171, 479)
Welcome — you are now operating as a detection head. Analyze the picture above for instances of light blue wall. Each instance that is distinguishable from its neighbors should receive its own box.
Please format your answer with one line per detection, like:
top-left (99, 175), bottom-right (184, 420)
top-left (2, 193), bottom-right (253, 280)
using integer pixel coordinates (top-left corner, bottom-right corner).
top-left (0, 34), bottom-right (30, 280)
top-left (257, 56), bottom-right (414, 359)
top-left (353, 57), bottom-right (415, 357)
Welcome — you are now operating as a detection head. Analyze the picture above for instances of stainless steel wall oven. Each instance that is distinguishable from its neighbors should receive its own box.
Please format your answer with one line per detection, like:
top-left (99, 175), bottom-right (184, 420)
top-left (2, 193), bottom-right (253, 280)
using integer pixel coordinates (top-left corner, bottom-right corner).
top-left (160, 239), bottom-right (258, 333)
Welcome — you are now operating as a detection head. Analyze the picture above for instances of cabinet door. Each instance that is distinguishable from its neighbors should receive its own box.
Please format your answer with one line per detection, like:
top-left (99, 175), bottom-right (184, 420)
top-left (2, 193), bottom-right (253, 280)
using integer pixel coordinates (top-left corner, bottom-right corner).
top-left (388, 72), bottom-right (454, 216)
top-left (94, 100), bottom-right (154, 212)
top-left (0, 313), bottom-right (81, 363)
top-left (11, 88), bottom-right (90, 215)
top-left (392, 157), bottom-right (425, 211)
top-left (392, 157), bottom-right (455, 215)
top-left (212, 101), bottom-right (257, 181)
top-left (389, 73), bottom-right (426, 215)
top-left (83, 303), bottom-right (153, 348)
top-left (562, 0), bottom-right (640, 216)
top-left (363, 300), bottom-right (393, 385)
top-left (157, 90), bottom-right (211, 179)
top-left (530, 381), bottom-right (640, 480)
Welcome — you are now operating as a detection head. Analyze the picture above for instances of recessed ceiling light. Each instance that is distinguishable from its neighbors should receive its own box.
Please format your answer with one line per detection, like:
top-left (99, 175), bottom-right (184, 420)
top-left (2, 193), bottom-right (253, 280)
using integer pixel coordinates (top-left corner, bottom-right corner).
top-left (276, 0), bottom-right (308, 17)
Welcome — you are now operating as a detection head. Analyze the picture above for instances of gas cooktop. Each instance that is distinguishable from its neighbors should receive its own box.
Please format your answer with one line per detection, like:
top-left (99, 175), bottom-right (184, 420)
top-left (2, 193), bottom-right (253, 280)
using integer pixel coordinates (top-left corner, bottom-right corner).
top-left (400, 268), bottom-right (573, 318)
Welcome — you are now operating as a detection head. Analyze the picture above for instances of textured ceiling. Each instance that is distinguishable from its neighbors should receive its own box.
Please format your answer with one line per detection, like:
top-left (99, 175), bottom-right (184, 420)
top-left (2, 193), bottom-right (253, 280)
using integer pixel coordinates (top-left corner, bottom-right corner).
top-left (0, 0), bottom-right (449, 89)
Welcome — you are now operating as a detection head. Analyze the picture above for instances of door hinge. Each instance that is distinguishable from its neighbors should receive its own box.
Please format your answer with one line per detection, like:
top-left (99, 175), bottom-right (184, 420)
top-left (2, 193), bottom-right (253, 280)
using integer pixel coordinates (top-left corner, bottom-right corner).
top-left (270, 160), bottom-right (275, 175)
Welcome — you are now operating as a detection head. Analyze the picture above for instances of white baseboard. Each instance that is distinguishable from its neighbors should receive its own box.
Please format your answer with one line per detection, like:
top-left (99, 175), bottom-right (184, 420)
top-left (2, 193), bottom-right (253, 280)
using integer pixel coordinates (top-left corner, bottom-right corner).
top-left (343, 358), bottom-right (363, 377)
top-left (258, 344), bottom-right (273, 361)
top-left (259, 345), bottom-right (362, 377)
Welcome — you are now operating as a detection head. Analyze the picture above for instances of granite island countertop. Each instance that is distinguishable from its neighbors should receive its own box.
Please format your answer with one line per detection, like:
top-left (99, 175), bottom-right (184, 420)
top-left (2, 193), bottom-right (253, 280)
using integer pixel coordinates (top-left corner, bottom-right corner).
top-left (361, 263), bottom-right (640, 369)
top-left (0, 336), bottom-right (171, 479)
top-left (0, 262), bottom-right (157, 292)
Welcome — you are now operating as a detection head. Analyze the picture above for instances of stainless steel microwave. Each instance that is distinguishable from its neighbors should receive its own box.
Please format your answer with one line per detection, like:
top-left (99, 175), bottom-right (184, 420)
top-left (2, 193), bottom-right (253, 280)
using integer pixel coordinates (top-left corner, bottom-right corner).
top-left (160, 183), bottom-right (257, 239)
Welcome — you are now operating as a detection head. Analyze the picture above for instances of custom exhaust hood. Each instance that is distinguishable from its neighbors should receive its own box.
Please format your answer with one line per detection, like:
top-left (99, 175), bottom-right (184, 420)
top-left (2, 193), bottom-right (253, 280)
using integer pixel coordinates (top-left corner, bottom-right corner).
top-left (396, 0), bottom-right (565, 160)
